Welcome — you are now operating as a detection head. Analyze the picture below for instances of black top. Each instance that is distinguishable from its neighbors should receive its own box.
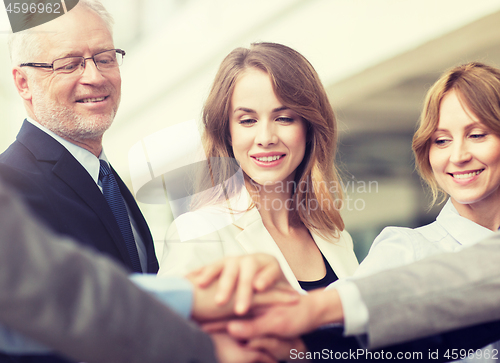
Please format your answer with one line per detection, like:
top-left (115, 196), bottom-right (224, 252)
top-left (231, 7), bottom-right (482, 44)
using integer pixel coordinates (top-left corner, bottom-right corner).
top-left (298, 253), bottom-right (338, 291)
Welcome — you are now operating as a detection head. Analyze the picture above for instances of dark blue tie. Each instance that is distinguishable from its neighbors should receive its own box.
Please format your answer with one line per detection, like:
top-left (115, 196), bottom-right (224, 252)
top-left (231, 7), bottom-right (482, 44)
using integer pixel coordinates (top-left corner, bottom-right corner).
top-left (99, 160), bottom-right (142, 273)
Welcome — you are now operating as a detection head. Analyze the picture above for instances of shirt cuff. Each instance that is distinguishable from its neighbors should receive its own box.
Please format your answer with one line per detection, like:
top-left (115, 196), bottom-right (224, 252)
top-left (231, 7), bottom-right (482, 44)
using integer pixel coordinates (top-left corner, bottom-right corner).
top-left (0, 328), bottom-right (50, 354)
top-left (130, 274), bottom-right (194, 319)
top-left (328, 279), bottom-right (369, 336)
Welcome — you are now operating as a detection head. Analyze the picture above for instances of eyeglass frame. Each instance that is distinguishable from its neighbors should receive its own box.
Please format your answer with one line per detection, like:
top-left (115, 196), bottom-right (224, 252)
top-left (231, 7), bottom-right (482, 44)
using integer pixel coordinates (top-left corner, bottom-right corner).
top-left (19, 49), bottom-right (126, 74)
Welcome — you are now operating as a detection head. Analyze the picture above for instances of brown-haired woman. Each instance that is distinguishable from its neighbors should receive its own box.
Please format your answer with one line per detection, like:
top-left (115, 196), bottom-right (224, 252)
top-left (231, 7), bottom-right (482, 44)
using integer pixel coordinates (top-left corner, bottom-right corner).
top-left (353, 62), bottom-right (500, 363)
top-left (159, 42), bottom-right (358, 293)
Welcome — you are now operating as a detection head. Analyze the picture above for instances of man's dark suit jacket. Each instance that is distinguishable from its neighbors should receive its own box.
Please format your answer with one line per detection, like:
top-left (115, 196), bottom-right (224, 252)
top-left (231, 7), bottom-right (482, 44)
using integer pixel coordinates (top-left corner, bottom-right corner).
top-left (0, 172), bottom-right (215, 363)
top-left (0, 120), bottom-right (158, 274)
top-left (0, 120), bottom-right (158, 363)
top-left (0, 121), bottom-right (159, 362)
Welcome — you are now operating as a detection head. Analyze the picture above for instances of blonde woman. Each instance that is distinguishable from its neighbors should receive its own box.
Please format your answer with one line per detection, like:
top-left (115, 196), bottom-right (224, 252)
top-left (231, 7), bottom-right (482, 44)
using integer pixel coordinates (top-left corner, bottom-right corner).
top-left (354, 62), bottom-right (500, 363)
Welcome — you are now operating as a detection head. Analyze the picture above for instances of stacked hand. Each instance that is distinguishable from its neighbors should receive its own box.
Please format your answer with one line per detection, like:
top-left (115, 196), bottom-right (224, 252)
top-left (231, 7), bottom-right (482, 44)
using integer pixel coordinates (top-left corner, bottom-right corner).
top-left (187, 253), bottom-right (299, 319)
top-left (185, 253), bottom-right (344, 363)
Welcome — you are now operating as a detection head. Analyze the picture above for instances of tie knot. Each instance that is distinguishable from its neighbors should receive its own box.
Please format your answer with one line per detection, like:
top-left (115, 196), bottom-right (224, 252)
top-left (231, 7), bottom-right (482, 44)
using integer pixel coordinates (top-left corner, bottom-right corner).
top-left (99, 159), bottom-right (112, 180)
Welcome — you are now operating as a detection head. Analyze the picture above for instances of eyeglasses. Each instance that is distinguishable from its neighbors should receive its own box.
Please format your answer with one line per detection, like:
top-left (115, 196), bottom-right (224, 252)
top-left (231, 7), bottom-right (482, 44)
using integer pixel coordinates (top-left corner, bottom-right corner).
top-left (20, 49), bottom-right (125, 75)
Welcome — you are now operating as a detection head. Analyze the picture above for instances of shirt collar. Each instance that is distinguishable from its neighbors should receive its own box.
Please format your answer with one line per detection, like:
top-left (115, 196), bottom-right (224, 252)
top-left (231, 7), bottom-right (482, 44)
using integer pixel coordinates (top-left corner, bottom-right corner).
top-left (436, 198), bottom-right (494, 246)
top-left (26, 117), bottom-right (106, 184)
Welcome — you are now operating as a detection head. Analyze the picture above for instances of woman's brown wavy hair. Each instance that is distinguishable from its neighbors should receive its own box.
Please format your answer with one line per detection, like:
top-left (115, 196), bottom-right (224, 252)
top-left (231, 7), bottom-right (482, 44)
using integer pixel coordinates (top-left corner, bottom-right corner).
top-left (194, 42), bottom-right (344, 239)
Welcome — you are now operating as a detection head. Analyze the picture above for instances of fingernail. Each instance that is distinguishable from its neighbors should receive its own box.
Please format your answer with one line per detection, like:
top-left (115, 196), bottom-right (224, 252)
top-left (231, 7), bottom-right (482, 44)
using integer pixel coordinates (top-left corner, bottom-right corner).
top-left (235, 302), bottom-right (247, 315)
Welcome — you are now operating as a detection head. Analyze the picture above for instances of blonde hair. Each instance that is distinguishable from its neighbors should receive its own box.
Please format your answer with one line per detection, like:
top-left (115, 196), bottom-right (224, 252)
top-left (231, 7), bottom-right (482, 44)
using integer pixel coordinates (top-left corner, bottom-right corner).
top-left (196, 42), bottom-right (344, 239)
top-left (413, 62), bottom-right (500, 204)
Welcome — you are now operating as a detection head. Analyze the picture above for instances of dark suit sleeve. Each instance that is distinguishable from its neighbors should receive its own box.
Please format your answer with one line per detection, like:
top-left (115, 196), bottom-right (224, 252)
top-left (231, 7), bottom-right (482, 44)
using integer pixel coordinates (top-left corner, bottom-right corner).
top-left (0, 178), bottom-right (216, 363)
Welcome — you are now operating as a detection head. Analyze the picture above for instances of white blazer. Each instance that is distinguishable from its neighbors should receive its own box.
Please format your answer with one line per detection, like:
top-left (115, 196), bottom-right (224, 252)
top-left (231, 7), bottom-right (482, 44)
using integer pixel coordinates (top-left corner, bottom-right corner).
top-left (158, 204), bottom-right (359, 291)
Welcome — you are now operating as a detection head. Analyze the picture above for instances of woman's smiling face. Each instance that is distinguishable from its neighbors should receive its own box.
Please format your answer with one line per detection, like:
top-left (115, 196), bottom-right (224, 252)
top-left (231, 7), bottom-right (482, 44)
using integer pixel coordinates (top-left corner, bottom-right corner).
top-left (429, 90), bottom-right (500, 207)
top-left (229, 68), bottom-right (307, 186)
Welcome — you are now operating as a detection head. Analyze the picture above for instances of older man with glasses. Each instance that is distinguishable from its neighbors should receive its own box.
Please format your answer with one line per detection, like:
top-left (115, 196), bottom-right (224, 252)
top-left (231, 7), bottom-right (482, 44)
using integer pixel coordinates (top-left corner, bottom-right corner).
top-left (0, 1), bottom-right (158, 361)
top-left (2, 0), bottom-right (157, 272)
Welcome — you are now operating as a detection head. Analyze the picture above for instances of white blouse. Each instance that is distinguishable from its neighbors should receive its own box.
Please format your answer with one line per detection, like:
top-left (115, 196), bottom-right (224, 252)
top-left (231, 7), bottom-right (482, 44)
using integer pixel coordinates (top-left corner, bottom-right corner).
top-left (354, 199), bottom-right (494, 278)
top-left (353, 199), bottom-right (498, 363)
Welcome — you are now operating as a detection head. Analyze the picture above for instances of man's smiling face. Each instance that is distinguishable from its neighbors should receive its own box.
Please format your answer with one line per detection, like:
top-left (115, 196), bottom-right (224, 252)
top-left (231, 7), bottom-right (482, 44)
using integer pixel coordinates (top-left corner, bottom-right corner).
top-left (28, 5), bottom-right (121, 145)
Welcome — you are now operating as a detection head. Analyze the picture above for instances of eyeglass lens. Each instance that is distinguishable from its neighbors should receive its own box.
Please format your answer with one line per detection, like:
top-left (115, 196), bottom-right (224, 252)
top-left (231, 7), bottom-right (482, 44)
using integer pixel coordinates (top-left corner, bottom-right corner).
top-left (53, 50), bottom-right (123, 74)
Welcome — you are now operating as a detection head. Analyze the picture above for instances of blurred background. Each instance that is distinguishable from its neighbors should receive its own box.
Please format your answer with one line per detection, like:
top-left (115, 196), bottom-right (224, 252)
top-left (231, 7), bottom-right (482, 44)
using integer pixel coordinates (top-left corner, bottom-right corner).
top-left (2, 0), bottom-right (500, 260)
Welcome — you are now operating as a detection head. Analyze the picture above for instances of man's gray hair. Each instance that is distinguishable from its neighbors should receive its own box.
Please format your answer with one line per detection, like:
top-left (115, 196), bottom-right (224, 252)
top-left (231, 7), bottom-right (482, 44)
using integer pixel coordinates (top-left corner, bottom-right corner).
top-left (8, 0), bottom-right (114, 67)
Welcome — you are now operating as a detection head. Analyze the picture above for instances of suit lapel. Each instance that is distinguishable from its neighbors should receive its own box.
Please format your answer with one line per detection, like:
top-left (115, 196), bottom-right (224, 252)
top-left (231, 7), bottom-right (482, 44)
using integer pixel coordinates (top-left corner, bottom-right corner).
top-left (312, 231), bottom-right (359, 279)
top-left (231, 195), bottom-right (358, 288)
top-left (17, 121), bottom-right (132, 266)
top-left (234, 208), bottom-right (303, 291)
top-left (235, 221), bottom-right (358, 289)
